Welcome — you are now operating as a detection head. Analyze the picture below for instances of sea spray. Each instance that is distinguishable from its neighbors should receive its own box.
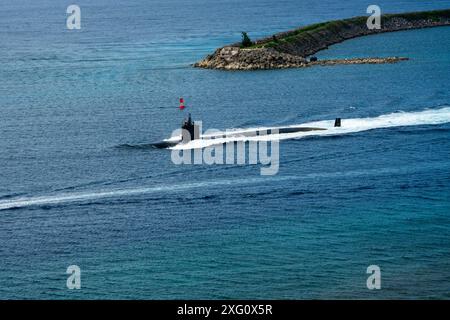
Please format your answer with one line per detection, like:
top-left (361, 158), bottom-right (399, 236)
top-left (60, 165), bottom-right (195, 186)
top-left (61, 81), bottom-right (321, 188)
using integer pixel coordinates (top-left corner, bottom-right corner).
top-left (170, 107), bottom-right (450, 150)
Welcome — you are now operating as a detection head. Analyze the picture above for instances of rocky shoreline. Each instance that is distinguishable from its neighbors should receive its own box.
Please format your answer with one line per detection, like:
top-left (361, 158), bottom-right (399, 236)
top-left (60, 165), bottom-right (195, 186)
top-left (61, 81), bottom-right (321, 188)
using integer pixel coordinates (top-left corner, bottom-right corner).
top-left (310, 56), bottom-right (409, 67)
top-left (193, 9), bottom-right (450, 70)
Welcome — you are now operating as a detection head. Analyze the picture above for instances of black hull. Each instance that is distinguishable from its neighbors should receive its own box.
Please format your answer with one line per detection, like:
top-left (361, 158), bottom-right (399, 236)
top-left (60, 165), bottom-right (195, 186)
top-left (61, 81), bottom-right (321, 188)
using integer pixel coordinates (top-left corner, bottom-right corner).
top-left (151, 126), bottom-right (327, 149)
top-left (151, 141), bottom-right (179, 149)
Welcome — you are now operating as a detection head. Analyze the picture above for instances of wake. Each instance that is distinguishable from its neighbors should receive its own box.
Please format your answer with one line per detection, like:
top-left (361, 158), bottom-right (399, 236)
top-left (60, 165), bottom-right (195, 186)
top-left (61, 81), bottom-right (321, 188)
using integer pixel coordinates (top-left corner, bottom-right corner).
top-left (0, 177), bottom-right (291, 211)
top-left (1, 107), bottom-right (449, 211)
top-left (171, 106), bottom-right (450, 150)
top-left (1, 160), bottom-right (447, 211)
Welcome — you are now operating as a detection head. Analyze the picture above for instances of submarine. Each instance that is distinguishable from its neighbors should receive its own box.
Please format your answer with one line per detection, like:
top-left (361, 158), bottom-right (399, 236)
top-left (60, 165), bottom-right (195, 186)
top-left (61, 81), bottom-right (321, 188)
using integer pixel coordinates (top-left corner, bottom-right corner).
top-left (152, 113), bottom-right (342, 149)
top-left (152, 113), bottom-right (200, 148)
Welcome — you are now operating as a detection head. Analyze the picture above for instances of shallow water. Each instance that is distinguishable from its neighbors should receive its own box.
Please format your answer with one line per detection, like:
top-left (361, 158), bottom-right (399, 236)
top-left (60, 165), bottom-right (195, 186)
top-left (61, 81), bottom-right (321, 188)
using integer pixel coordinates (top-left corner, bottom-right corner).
top-left (0, 0), bottom-right (450, 299)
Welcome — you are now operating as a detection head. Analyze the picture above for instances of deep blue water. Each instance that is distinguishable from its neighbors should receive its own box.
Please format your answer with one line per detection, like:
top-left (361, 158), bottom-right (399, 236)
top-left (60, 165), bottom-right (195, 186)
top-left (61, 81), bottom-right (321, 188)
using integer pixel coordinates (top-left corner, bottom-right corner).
top-left (0, 0), bottom-right (450, 299)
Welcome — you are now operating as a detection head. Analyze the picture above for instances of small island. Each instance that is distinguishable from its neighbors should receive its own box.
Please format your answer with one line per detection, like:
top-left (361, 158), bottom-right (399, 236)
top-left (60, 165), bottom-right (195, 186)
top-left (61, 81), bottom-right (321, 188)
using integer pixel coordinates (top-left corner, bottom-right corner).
top-left (194, 9), bottom-right (450, 70)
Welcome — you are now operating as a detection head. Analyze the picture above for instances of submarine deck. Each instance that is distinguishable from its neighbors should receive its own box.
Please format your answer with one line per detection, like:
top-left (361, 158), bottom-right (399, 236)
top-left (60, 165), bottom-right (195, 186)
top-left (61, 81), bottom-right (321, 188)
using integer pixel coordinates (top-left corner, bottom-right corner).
top-left (151, 126), bottom-right (327, 149)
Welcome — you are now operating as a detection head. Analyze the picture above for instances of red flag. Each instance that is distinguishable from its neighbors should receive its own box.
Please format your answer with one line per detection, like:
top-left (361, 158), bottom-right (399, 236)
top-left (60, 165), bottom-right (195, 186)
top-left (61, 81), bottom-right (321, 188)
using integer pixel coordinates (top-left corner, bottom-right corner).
top-left (179, 98), bottom-right (185, 110)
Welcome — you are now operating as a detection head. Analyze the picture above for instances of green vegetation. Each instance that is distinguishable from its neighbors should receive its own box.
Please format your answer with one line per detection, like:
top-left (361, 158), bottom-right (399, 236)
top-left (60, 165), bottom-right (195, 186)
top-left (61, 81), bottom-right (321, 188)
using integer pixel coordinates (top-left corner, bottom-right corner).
top-left (389, 9), bottom-right (450, 21)
top-left (248, 9), bottom-right (449, 49)
top-left (241, 32), bottom-right (253, 47)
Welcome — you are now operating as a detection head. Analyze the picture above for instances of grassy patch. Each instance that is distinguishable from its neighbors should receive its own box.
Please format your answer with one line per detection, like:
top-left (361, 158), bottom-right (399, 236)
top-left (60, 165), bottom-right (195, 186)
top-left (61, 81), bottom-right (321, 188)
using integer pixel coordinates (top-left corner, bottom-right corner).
top-left (248, 9), bottom-right (449, 49)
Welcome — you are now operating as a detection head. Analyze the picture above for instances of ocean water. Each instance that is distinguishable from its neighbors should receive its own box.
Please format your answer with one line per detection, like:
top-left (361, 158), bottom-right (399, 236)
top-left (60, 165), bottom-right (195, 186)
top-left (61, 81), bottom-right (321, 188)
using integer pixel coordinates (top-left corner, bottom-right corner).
top-left (1, 0), bottom-right (450, 299)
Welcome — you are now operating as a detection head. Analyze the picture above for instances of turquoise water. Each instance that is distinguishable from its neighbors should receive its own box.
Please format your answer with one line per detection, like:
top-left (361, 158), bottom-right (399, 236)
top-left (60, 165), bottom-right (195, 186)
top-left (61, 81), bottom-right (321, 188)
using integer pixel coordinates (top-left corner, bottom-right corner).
top-left (0, 0), bottom-right (450, 299)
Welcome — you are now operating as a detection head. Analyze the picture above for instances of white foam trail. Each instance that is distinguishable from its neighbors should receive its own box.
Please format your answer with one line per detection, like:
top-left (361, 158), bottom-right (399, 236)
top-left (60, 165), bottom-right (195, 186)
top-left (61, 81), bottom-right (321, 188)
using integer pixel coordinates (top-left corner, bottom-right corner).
top-left (171, 107), bottom-right (450, 150)
top-left (0, 176), bottom-right (287, 211)
top-left (2, 107), bottom-right (449, 211)
top-left (0, 162), bottom-right (446, 211)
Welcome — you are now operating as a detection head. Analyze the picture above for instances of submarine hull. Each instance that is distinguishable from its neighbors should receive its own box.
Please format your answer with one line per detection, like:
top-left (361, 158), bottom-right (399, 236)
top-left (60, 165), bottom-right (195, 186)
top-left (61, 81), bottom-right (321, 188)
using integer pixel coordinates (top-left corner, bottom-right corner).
top-left (151, 141), bottom-right (179, 149)
top-left (151, 126), bottom-right (327, 149)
